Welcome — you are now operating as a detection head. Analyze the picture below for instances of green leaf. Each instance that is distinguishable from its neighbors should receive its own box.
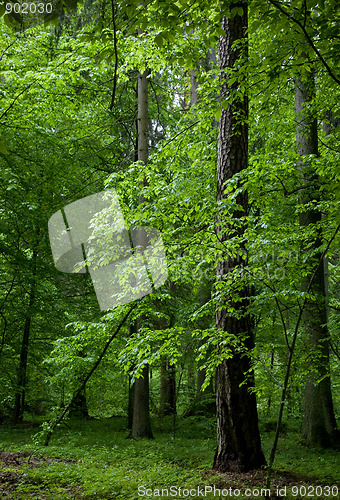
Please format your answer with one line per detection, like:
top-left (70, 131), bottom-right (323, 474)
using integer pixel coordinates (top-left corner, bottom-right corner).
top-left (214, 108), bottom-right (222, 121)
top-left (4, 12), bottom-right (21, 28)
top-left (221, 99), bottom-right (229, 109)
top-left (216, 27), bottom-right (226, 37)
top-left (154, 34), bottom-right (164, 47)
top-left (0, 139), bottom-right (8, 154)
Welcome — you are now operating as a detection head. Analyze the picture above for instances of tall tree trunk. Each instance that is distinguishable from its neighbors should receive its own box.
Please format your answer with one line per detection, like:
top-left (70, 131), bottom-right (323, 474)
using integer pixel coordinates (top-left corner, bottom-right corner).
top-left (187, 362), bottom-right (195, 403)
top-left (295, 69), bottom-right (338, 448)
top-left (129, 66), bottom-right (154, 439)
top-left (159, 359), bottom-right (176, 416)
top-left (213, 3), bottom-right (266, 473)
top-left (127, 375), bottom-right (135, 429)
top-left (13, 251), bottom-right (37, 423)
top-left (137, 69), bottom-right (149, 169)
top-left (127, 323), bottom-right (136, 429)
top-left (130, 365), bottom-right (153, 438)
top-left (197, 287), bottom-right (213, 397)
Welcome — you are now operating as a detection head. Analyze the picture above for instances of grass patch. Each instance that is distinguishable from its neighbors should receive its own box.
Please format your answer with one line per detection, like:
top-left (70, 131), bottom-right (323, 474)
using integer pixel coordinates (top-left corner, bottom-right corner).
top-left (0, 417), bottom-right (339, 499)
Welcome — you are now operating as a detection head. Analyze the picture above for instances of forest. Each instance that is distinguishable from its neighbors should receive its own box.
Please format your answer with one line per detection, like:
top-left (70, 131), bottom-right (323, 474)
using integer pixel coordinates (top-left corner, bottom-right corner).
top-left (0, 0), bottom-right (339, 498)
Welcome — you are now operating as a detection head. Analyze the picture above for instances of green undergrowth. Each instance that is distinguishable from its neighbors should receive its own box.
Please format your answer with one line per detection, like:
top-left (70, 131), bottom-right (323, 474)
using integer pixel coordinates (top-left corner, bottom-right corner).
top-left (0, 417), bottom-right (339, 499)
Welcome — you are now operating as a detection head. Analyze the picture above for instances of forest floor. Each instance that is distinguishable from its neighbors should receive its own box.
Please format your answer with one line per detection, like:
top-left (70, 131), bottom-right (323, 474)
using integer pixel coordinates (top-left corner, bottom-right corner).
top-left (0, 416), bottom-right (339, 499)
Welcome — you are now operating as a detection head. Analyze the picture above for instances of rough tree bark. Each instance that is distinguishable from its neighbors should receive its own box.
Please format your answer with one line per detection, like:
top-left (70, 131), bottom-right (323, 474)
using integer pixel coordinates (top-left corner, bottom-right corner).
top-left (129, 365), bottom-right (153, 438)
top-left (213, 2), bottom-right (266, 472)
top-left (128, 66), bottom-right (154, 439)
top-left (295, 68), bottom-right (338, 448)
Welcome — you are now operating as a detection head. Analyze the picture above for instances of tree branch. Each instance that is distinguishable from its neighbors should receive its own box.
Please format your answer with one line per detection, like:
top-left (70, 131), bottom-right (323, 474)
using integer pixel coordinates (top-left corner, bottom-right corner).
top-left (44, 304), bottom-right (136, 446)
top-left (109, 0), bottom-right (119, 111)
top-left (266, 219), bottom-right (340, 488)
top-left (268, 0), bottom-right (340, 86)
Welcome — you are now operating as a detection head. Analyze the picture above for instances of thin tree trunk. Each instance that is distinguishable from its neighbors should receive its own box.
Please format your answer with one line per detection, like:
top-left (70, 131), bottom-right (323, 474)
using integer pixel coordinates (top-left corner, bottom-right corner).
top-left (265, 223), bottom-right (340, 487)
top-left (127, 323), bottom-right (136, 429)
top-left (295, 69), bottom-right (338, 448)
top-left (129, 62), bottom-right (154, 439)
top-left (13, 250), bottom-right (37, 423)
top-left (129, 365), bottom-right (153, 438)
top-left (197, 287), bottom-right (213, 397)
top-left (127, 375), bottom-right (135, 429)
top-left (159, 359), bottom-right (176, 416)
top-left (266, 350), bottom-right (275, 415)
top-left (187, 362), bottom-right (195, 402)
top-left (213, 3), bottom-right (266, 473)
top-left (44, 305), bottom-right (135, 446)
top-left (137, 69), bottom-right (149, 168)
